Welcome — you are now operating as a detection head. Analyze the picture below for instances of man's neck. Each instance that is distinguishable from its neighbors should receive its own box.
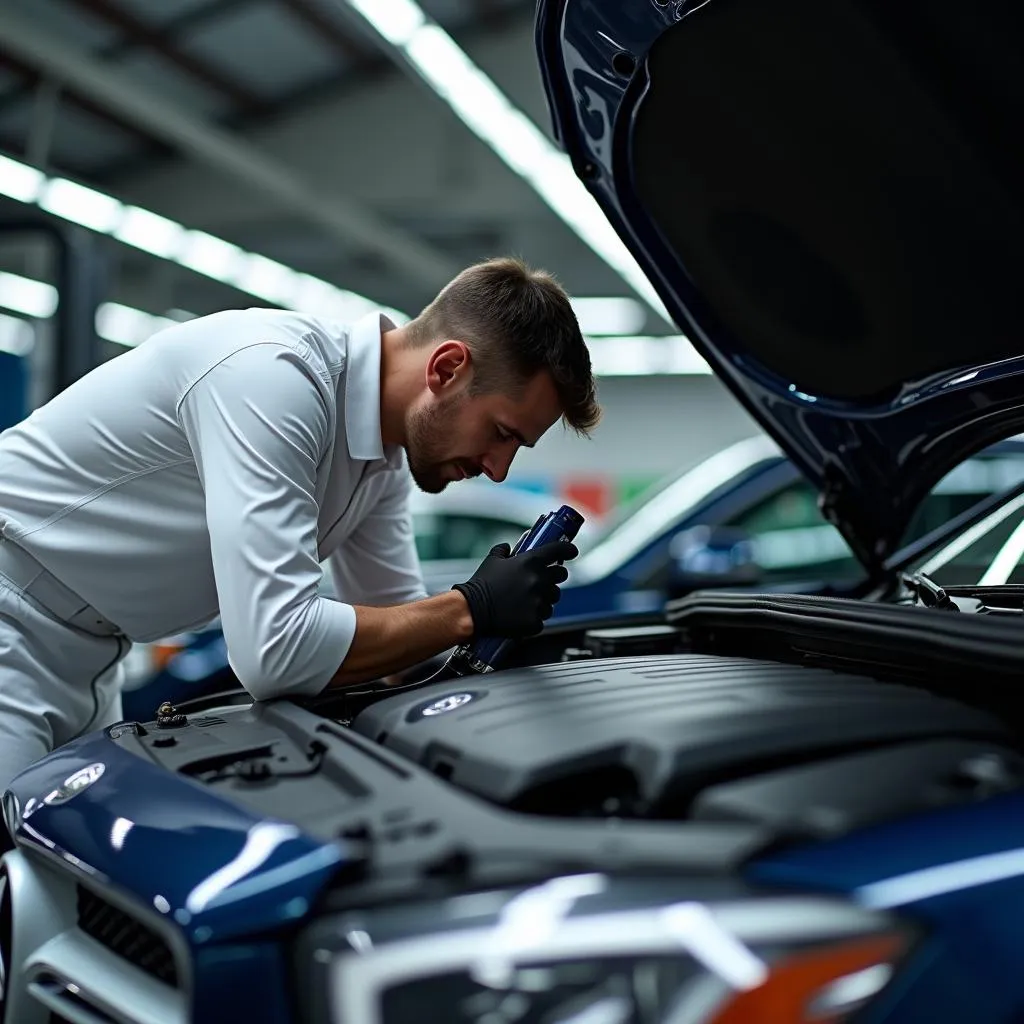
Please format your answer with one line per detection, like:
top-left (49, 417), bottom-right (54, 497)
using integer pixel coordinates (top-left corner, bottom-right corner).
top-left (379, 324), bottom-right (414, 447)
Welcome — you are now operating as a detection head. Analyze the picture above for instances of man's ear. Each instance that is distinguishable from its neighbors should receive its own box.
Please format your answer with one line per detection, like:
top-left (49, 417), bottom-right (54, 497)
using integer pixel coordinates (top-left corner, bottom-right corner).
top-left (425, 341), bottom-right (472, 395)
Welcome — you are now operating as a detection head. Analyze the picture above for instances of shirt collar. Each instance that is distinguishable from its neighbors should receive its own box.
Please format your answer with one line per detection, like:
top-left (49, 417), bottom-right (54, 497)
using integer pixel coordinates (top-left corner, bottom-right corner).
top-left (344, 311), bottom-right (401, 466)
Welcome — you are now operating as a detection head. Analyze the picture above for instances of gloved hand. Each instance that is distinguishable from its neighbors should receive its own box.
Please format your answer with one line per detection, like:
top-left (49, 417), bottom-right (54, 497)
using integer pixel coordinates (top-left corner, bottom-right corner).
top-left (453, 540), bottom-right (578, 639)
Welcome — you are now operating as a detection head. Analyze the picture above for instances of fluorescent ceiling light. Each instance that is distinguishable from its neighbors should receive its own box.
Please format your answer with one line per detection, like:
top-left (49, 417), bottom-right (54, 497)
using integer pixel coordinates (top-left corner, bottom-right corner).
top-left (0, 153), bottom-right (45, 203)
top-left (291, 273), bottom-right (350, 316)
top-left (176, 230), bottom-right (246, 283)
top-left (38, 178), bottom-right (124, 233)
top-left (571, 297), bottom-right (646, 336)
top-left (0, 312), bottom-right (37, 356)
top-left (346, 2), bottom-right (673, 325)
top-left (289, 273), bottom-right (393, 323)
top-left (0, 270), bottom-right (59, 318)
top-left (115, 205), bottom-right (186, 259)
top-left (234, 253), bottom-right (300, 306)
top-left (0, 150), bottom-right (407, 327)
top-left (348, 0), bottom-right (423, 45)
top-left (95, 302), bottom-right (176, 348)
top-left (164, 308), bottom-right (198, 322)
top-left (586, 336), bottom-right (711, 377)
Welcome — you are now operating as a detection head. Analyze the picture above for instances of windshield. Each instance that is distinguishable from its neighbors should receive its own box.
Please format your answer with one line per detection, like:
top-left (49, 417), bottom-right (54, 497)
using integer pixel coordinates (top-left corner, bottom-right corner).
top-left (911, 489), bottom-right (1024, 587)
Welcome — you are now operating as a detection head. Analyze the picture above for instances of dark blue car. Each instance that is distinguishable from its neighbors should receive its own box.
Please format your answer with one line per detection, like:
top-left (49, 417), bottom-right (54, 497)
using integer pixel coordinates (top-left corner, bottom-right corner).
top-left (4, 2), bottom-right (1024, 1022)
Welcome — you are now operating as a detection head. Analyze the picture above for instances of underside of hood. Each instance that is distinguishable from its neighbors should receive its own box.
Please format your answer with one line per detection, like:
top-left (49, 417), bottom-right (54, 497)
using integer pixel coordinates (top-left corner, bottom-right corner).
top-left (536, 0), bottom-right (1024, 571)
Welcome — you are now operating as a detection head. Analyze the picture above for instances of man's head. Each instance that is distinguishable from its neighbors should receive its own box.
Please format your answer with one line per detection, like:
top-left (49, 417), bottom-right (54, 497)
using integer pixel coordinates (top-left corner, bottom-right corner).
top-left (398, 257), bottom-right (600, 494)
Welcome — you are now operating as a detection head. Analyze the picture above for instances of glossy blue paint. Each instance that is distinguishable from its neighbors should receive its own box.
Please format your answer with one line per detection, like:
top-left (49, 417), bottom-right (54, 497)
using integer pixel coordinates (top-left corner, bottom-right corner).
top-left (7, 730), bottom-right (361, 947)
top-left (534, 0), bottom-right (1024, 568)
top-left (748, 791), bottom-right (1024, 1022)
top-left (752, 790), bottom-right (1024, 896)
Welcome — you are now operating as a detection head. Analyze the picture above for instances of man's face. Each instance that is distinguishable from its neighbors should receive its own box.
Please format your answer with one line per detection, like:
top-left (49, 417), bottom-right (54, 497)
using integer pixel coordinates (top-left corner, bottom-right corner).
top-left (405, 369), bottom-right (562, 494)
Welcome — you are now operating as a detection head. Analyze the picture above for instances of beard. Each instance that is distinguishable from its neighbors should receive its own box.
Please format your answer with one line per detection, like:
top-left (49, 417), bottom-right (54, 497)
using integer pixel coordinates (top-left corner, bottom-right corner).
top-left (405, 393), bottom-right (464, 494)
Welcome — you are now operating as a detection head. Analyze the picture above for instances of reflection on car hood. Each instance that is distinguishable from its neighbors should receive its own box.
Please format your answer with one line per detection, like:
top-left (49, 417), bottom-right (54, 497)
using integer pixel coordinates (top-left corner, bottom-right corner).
top-left (535, 0), bottom-right (1024, 570)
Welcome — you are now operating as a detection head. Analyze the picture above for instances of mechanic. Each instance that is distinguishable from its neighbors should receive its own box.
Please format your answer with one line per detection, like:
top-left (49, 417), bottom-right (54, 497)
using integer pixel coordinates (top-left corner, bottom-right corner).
top-left (0, 257), bottom-right (600, 790)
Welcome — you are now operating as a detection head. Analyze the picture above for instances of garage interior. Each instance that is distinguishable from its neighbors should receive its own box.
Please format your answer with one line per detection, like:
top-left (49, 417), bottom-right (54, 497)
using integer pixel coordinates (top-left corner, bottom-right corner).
top-left (1, 3), bottom-right (1023, 1024)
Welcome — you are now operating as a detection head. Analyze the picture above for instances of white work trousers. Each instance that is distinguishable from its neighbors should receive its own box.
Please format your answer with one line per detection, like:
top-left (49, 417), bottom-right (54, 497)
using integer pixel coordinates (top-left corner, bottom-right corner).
top-left (0, 573), bottom-right (128, 795)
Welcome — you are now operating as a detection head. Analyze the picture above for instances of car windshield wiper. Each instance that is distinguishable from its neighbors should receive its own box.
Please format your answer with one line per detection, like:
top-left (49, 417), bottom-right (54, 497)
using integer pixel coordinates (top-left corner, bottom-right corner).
top-left (901, 572), bottom-right (1024, 615)
top-left (901, 572), bottom-right (958, 610)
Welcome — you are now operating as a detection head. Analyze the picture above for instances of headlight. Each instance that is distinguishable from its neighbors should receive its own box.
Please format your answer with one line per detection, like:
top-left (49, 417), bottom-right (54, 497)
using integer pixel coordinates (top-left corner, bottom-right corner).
top-left (296, 875), bottom-right (918, 1024)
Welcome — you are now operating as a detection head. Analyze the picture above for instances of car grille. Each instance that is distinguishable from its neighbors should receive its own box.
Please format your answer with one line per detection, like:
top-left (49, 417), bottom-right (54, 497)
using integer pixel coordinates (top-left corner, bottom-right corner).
top-left (76, 886), bottom-right (179, 988)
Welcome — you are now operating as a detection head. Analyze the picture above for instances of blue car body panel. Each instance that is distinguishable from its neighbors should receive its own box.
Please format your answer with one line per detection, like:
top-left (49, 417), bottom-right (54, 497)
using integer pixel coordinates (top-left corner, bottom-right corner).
top-left (189, 942), bottom-right (294, 1024)
top-left (7, 731), bottom-right (356, 948)
top-left (5, 730), bottom-right (362, 1022)
top-left (748, 791), bottom-right (1024, 1022)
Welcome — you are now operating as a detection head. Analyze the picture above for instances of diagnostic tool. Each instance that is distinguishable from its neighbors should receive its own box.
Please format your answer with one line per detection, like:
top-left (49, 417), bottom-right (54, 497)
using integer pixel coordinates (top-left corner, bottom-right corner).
top-left (447, 504), bottom-right (585, 676)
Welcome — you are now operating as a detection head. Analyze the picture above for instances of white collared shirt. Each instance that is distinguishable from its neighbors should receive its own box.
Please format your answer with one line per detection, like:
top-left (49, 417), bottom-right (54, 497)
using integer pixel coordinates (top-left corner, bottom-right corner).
top-left (0, 308), bottom-right (426, 699)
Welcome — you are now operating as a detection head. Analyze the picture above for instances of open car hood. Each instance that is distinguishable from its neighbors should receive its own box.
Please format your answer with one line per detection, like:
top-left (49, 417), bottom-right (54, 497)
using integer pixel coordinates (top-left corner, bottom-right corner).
top-left (535, 0), bottom-right (1024, 571)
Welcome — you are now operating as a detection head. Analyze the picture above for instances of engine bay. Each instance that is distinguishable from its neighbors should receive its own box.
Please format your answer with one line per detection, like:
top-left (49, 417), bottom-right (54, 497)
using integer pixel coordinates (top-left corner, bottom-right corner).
top-left (351, 653), bottom-right (1009, 820)
top-left (110, 605), bottom-right (1024, 904)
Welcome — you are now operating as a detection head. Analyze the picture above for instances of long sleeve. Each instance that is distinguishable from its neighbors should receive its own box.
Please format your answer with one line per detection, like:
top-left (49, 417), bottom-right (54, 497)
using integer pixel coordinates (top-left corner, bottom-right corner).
top-left (328, 466), bottom-right (428, 607)
top-left (177, 341), bottom-right (355, 699)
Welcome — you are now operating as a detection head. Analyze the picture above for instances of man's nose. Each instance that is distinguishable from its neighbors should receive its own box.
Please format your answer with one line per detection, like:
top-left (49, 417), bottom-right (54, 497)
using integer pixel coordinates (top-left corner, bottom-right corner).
top-left (482, 447), bottom-right (515, 483)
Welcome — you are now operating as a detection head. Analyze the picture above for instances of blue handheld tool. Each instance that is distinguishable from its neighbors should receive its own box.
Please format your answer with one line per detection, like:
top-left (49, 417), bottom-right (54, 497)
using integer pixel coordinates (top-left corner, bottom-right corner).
top-left (448, 503), bottom-right (585, 676)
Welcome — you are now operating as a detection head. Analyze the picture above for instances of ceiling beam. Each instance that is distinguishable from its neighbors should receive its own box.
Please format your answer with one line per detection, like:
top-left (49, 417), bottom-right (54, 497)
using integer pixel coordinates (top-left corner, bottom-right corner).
top-left (91, 3), bottom-right (529, 188)
top-left (0, 5), bottom-right (458, 289)
top-left (468, 0), bottom-right (503, 14)
top-left (113, 0), bottom-right (260, 49)
top-left (276, 0), bottom-right (374, 64)
top-left (0, 0), bottom-right (265, 144)
top-left (0, 49), bottom-right (173, 167)
top-left (465, 0), bottom-right (535, 30)
top-left (92, 56), bottom-right (398, 186)
top-left (62, 0), bottom-right (263, 110)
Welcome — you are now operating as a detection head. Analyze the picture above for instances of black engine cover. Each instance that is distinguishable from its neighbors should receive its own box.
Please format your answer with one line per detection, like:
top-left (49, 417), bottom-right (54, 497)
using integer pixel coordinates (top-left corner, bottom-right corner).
top-left (352, 654), bottom-right (1008, 818)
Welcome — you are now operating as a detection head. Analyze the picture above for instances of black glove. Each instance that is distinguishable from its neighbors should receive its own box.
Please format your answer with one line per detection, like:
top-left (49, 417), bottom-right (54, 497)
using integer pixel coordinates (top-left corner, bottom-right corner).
top-left (453, 540), bottom-right (578, 639)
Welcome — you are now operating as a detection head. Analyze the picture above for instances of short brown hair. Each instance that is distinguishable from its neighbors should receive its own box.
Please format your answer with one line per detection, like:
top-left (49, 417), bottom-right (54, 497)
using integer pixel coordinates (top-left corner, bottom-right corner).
top-left (406, 257), bottom-right (600, 435)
